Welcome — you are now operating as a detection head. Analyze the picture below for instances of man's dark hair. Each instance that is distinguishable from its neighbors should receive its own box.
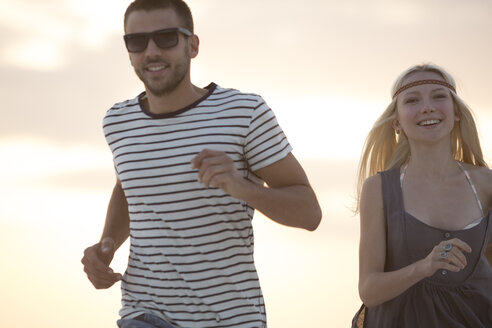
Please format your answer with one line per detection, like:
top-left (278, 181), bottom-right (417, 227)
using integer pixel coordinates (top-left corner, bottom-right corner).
top-left (124, 0), bottom-right (194, 33)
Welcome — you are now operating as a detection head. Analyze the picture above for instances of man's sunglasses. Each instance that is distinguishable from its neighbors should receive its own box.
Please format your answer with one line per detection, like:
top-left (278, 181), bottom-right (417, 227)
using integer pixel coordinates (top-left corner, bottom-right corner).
top-left (123, 27), bottom-right (192, 53)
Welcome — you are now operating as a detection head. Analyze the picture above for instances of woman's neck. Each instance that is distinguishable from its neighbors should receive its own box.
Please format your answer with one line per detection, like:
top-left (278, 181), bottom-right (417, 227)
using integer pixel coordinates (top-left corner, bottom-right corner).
top-left (406, 142), bottom-right (459, 180)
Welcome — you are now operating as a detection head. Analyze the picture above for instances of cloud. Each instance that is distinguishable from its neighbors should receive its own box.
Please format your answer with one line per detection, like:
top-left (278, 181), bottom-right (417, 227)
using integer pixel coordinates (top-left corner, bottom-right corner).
top-left (0, 0), bottom-right (491, 149)
top-left (0, 0), bottom-right (126, 70)
top-left (192, 0), bottom-right (492, 101)
top-left (0, 138), bottom-right (112, 180)
top-left (0, 1), bottom-right (76, 69)
top-left (0, 1), bottom-right (136, 144)
top-left (0, 36), bottom-right (141, 144)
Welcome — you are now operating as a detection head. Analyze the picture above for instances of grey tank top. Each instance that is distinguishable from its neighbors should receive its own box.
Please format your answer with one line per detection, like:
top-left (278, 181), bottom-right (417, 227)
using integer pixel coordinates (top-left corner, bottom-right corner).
top-left (400, 161), bottom-right (485, 229)
top-left (364, 167), bottom-right (492, 328)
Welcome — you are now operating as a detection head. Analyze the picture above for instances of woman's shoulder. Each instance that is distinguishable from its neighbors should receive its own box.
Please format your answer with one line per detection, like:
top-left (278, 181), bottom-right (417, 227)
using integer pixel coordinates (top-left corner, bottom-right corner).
top-left (462, 163), bottom-right (492, 211)
top-left (361, 174), bottom-right (383, 205)
top-left (360, 174), bottom-right (384, 218)
top-left (363, 173), bottom-right (382, 190)
top-left (363, 167), bottom-right (401, 191)
top-left (463, 163), bottom-right (492, 182)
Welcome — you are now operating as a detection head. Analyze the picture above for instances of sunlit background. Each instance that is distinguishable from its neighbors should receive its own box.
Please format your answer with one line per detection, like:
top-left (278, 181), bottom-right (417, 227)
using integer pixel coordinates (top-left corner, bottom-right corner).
top-left (1, 0), bottom-right (491, 327)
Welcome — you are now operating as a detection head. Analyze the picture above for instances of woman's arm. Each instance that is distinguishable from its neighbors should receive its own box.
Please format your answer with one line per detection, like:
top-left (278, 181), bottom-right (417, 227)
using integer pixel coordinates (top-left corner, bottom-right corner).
top-left (478, 167), bottom-right (492, 267)
top-left (485, 243), bottom-right (492, 267)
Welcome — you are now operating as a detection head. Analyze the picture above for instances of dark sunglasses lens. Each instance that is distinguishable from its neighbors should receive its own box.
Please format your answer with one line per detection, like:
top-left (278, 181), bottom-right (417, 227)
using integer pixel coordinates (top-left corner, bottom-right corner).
top-left (154, 31), bottom-right (179, 49)
top-left (125, 35), bottom-right (149, 52)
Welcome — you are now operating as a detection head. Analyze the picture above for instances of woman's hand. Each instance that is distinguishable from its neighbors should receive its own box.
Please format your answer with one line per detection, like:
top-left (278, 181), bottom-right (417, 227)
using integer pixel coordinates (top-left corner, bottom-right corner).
top-left (420, 238), bottom-right (472, 277)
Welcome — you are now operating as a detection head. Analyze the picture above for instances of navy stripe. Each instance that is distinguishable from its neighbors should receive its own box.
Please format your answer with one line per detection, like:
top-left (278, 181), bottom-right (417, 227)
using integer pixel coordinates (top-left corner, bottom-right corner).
top-left (130, 225), bottom-right (252, 239)
top-left (114, 141), bottom-right (243, 161)
top-left (131, 232), bottom-right (253, 249)
top-left (108, 124), bottom-right (247, 147)
top-left (113, 132), bottom-right (244, 153)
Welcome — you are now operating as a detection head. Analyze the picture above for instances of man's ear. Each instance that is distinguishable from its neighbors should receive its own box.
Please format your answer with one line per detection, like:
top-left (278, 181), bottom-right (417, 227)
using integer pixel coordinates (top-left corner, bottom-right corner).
top-left (189, 34), bottom-right (199, 58)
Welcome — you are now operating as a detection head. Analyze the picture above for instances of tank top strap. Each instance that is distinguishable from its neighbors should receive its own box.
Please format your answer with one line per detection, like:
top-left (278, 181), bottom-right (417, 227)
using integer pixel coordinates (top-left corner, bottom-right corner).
top-left (379, 168), bottom-right (407, 272)
top-left (456, 162), bottom-right (485, 217)
top-left (379, 168), bottom-right (405, 227)
top-left (400, 163), bottom-right (408, 186)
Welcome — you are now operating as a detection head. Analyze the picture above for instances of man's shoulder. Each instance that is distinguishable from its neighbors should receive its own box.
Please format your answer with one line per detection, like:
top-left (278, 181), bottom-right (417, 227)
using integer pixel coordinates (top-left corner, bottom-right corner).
top-left (212, 84), bottom-right (264, 103)
top-left (104, 93), bottom-right (143, 117)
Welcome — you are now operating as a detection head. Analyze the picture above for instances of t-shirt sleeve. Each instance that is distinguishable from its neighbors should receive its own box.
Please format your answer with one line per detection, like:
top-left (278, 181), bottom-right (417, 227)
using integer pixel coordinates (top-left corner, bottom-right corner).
top-left (244, 96), bottom-right (292, 172)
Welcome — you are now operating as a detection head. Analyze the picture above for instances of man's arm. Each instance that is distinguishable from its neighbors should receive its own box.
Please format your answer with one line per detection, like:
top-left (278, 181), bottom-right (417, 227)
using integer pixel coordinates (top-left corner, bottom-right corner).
top-left (191, 150), bottom-right (321, 231)
top-left (81, 180), bottom-right (130, 289)
top-left (100, 180), bottom-right (131, 249)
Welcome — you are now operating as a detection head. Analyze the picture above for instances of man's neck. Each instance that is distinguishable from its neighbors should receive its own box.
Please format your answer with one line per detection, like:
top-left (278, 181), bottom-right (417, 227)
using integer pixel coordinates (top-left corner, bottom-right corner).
top-left (143, 83), bottom-right (208, 115)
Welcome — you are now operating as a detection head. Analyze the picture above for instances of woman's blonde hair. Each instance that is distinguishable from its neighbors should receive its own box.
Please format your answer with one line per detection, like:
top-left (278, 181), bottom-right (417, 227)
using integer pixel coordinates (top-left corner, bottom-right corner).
top-left (355, 63), bottom-right (487, 212)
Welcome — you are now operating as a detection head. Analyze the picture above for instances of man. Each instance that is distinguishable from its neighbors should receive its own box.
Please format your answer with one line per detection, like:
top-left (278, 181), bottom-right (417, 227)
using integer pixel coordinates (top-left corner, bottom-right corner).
top-left (81, 0), bottom-right (321, 327)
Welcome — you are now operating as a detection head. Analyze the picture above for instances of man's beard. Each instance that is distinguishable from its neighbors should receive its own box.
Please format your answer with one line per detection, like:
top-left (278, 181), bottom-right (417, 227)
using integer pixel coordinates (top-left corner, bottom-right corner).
top-left (136, 51), bottom-right (190, 97)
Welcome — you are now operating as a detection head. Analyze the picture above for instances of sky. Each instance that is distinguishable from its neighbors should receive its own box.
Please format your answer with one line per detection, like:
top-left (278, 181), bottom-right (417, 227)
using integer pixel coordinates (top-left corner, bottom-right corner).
top-left (1, 0), bottom-right (491, 327)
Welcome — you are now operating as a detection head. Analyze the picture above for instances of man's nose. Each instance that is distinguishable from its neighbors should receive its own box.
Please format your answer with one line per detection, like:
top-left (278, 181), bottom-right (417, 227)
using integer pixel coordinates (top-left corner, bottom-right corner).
top-left (144, 38), bottom-right (162, 56)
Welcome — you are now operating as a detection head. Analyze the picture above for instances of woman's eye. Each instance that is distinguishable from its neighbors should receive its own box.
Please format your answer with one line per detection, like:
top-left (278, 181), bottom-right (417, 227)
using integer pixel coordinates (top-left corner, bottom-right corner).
top-left (404, 98), bottom-right (418, 104)
top-left (433, 93), bottom-right (447, 99)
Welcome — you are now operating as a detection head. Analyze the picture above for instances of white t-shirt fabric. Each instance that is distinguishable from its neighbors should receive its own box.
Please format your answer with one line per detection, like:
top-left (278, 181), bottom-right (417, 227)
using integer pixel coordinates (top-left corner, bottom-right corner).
top-left (103, 83), bottom-right (292, 327)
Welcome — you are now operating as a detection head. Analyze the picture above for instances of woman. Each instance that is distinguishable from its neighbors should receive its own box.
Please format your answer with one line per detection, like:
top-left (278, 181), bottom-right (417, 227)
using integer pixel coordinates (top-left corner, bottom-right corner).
top-left (353, 63), bottom-right (492, 327)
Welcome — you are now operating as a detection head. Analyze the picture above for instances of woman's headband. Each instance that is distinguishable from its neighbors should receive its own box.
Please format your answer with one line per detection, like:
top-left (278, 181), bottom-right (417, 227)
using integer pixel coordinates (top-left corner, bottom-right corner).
top-left (393, 79), bottom-right (456, 99)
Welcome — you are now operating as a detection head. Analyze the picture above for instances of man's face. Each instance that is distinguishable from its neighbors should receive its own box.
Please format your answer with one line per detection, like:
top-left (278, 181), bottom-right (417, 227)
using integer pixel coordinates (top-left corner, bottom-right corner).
top-left (125, 8), bottom-right (195, 96)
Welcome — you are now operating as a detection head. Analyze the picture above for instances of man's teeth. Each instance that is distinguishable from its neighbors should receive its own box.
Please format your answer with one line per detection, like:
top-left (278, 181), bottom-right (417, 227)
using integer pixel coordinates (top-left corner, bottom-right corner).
top-left (148, 65), bottom-right (166, 72)
top-left (418, 119), bottom-right (440, 126)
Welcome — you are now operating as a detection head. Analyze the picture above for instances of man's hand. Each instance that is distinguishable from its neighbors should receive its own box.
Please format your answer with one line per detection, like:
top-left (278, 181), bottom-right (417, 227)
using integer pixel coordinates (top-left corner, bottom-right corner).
top-left (81, 237), bottom-right (122, 289)
top-left (192, 150), bottom-right (321, 231)
top-left (191, 149), bottom-right (248, 197)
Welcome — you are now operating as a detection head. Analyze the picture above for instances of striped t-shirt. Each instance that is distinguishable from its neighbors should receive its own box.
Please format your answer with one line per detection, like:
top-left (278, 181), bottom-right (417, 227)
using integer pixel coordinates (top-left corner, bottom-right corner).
top-left (103, 83), bottom-right (292, 328)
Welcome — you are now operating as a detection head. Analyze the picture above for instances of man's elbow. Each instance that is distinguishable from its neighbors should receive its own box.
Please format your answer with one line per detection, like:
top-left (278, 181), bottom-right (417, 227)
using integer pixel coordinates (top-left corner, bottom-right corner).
top-left (303, 205), bottom-right (322, 231)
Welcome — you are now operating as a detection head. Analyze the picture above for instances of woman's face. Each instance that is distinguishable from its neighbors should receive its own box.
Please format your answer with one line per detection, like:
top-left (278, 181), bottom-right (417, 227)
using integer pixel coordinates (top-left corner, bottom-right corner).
top-left (394, 71), bottom-right (458, 145)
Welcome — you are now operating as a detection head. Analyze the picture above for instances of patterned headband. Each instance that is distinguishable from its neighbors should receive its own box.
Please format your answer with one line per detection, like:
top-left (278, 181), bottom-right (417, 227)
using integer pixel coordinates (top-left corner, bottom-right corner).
top-left (393, 79), bottom-right (456, 99)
